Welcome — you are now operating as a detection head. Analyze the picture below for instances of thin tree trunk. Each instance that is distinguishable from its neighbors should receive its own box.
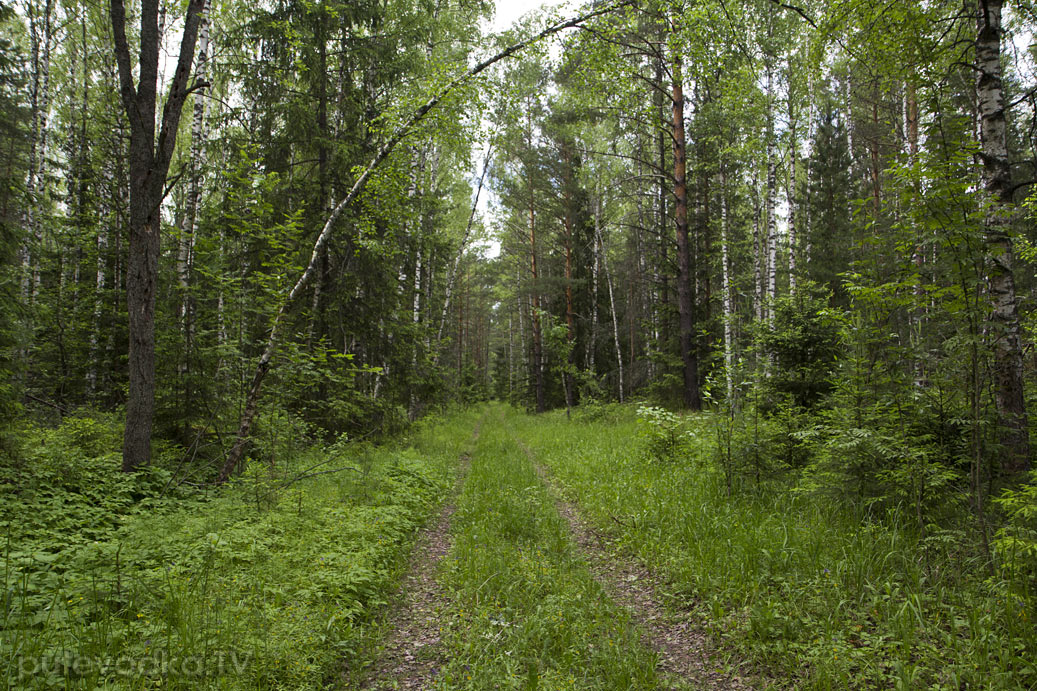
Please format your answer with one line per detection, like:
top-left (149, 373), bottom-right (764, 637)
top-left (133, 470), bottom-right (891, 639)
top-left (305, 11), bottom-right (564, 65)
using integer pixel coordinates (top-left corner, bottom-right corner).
top-left (753, 168), bottom-right (764, 324)
top-left (788, 118), bottom-right (798, 295)
top-left (720, 166), bottom-right (734, 404)
top-left (22, 0), bottom-right (54, 303)
top-left (177, 0), bottom-right (210, 412)
top-left (529, 143), bottom-right (545, 414)
top-left (598, 196), bottom-right (623, 402)
top-left (765, 64), bottom-right (777, 324)
top-left (437, 147), bottom-right (491, 348)
top-left (588, 196), bottom-right (601, 372)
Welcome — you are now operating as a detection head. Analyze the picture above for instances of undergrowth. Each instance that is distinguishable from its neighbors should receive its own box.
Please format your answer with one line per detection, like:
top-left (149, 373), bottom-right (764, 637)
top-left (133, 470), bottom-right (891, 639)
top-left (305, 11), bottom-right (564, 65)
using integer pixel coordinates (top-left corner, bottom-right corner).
top-left (518, 404), bottom-right (1036, 690)
top-left (0, 408), bottom-right (466, 689)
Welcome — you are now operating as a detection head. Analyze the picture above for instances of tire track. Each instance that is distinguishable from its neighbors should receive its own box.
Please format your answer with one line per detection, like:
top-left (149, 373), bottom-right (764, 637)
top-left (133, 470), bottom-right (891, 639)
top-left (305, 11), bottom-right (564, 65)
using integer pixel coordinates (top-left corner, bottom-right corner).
top-left (510, 431), bottom-right (755, 690)
top-left (355, 417), bottom-right (483, 690)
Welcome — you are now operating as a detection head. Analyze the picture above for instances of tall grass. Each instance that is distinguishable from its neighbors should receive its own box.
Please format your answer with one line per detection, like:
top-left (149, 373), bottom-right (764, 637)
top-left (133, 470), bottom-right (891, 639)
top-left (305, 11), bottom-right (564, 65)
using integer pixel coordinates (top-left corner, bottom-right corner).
top-left (514, 405), bottom-right (1036, 689)
top-left (435, 403), bottom-right (658, 689)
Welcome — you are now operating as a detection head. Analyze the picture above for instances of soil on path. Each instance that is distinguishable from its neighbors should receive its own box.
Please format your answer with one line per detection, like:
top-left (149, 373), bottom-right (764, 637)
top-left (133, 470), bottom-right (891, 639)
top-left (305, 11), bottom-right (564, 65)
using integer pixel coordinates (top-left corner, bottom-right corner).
top-left (355, 419), bottom-right (481, 690)
top-left (511, 434), bottom-right (756, 691)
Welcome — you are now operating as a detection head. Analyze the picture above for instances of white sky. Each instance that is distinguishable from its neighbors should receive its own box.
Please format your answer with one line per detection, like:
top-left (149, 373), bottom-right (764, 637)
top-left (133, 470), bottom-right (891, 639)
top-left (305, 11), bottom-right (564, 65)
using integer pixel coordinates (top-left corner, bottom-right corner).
top-left (469, 0), bottom-right (572, 260)
top-left (486, 0), bottom-right (572, 33)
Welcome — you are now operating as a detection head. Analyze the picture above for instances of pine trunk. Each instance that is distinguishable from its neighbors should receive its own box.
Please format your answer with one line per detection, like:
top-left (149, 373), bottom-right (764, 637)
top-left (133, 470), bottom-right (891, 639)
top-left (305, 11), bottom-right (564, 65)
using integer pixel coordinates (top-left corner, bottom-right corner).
top-left (671, 45), bottom-right (700, 411)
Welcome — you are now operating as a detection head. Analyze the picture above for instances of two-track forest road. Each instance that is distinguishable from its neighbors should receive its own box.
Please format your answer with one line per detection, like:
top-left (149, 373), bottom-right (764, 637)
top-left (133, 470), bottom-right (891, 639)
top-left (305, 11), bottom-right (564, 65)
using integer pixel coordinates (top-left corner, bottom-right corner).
top-left (352, 403), bottom-right (754, 690)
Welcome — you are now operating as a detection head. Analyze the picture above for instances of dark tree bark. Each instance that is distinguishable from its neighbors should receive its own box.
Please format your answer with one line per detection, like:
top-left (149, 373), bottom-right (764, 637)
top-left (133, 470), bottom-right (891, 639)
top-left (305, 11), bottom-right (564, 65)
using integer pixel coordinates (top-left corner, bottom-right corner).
top-left (110, 0), bottom-right (206, 472)
top-left (975, 0), bottom-right (1030, 473)
top-left (670, 40), bottom-right (701, 411)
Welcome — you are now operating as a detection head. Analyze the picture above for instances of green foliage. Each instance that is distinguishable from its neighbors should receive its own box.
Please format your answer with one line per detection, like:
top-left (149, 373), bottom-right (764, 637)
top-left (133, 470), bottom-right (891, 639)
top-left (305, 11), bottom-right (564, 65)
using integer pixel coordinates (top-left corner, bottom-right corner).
top-left (994, 474), bottom-right (1037, 590)
top-left (635, 405), bottom-right (697, 464)
top-left (0, 409), bottom-right (462, 689)
top-left (523, 404), bottom-right (1037, 689)
top-left (571, 398), bottom-right (627, 424)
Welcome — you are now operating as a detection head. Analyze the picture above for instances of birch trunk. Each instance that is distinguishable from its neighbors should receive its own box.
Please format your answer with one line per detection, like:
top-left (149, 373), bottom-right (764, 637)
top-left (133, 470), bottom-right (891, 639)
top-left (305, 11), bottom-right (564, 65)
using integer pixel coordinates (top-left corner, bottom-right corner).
top-left (598, 195), bottom-right (623, 401)
top-left (22, 0), bottom-right (54, 302)
top-left (975, 0), bottom-right (1030, 472)
top-left (788, 118), bottom-right (798, 295)
top-left (752, 169), bottom-right (764, 324)
top-left (720, 167), bottom-right (734, 404)
top-left (765, 64), bottom-right (777, 324)
top-left (437, 148), bottom-right (490, 347)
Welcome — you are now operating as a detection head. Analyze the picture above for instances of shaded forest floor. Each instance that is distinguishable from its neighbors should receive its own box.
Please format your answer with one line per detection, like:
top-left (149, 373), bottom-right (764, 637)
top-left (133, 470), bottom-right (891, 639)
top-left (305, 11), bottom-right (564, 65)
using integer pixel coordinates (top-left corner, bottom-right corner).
top-left (2, 403), bottom-right (1033, 689)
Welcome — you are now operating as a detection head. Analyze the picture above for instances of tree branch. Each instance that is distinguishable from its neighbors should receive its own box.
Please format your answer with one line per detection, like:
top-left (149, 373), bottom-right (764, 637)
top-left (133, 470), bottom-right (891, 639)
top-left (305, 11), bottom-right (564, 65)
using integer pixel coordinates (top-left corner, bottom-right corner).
top-left (217, 0), bottom-right (636, 483)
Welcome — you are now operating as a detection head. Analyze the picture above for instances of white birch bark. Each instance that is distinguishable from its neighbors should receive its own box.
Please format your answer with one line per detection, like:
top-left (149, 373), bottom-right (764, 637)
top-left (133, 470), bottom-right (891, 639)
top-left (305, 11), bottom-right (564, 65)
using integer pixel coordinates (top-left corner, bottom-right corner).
top-left (765, 64), bottom-right (777, 324)
top-left (975, 0), bottom-right (1030, 471)
top-left (597, 216), bottom-right (623, 402)
top-left (720, 167), bottom-right (734, 404)
top-left (22, 0), bottom-right (54, 302)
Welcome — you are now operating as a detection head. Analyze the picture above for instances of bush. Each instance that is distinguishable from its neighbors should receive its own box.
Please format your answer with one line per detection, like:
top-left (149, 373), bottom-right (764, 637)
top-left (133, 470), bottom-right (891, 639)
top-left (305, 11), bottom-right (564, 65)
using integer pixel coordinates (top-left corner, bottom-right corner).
top-left (636, 405), bottom-right (697, 463)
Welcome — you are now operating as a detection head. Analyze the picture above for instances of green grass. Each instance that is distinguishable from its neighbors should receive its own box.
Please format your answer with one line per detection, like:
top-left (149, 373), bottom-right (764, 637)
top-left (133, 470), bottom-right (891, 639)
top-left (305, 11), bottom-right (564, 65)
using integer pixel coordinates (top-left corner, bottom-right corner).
top-left (0, 408), bottom-right (472, 690)
top-left (9, 403), bottom-right (1034, 689)
top-left (512, 404), bottom-right (1037, 689)
top-left (434, 403), bottom-right (657, 690)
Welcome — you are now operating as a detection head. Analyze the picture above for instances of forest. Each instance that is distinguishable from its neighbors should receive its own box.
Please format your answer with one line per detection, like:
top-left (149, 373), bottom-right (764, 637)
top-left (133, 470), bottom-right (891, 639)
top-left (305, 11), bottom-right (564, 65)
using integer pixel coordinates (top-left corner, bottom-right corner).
top-left (2, 0), bottom-right (1037, 687)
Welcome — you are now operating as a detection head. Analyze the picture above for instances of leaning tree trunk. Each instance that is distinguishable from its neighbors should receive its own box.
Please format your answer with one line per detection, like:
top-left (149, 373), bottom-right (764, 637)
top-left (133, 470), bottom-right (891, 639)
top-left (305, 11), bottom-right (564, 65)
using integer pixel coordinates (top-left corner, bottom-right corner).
top-left (598, 208), bottom-right (624, 402)
top-left (437, 147), bottom-right (491, 349)
top-left (216, 1), bottom-right (632, 481)
top-left (111, 0), bottom-right (207, 472)
top-left (975, 0), bottom-right (1030, 473)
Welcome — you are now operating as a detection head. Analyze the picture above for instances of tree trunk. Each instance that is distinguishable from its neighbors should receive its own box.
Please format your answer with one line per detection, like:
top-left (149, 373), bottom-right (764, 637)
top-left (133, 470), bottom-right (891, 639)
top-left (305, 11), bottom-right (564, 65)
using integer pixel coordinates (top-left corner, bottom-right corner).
top-left (111, 0), bottom-right (206, 472)
top-left (177, 0), bottom-right (211, 416)
top-left (671, 43), bottom-right (700, 411)
top-left (437, 148), bottom-right (490, 347)
top-left (22, 0), bottom-right (54, 303)
top-left (529, 152), bottom-right (545, 414)
top-left (765, 64), bottom-right (777, 325)
top-left (787, 118), bottom-right (798, 295)
top-left (598, 217), bottom-right (623, 402)
top-left (720, 166), bottom-right (734, 405)
top-left (588, 196), bottom-right (601, 372)
top-left (975, 0), bottom-right (1030, 473)
top-left (752, 168), bottom-right (764, 324)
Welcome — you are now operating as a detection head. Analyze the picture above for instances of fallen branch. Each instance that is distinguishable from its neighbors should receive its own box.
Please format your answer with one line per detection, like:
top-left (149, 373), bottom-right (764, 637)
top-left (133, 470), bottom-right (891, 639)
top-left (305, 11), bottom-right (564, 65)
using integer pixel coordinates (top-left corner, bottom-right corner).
top-left (217, 0), bottom-right (634, 482)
